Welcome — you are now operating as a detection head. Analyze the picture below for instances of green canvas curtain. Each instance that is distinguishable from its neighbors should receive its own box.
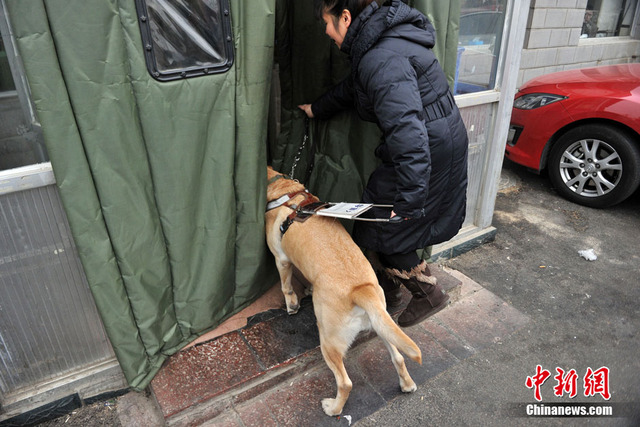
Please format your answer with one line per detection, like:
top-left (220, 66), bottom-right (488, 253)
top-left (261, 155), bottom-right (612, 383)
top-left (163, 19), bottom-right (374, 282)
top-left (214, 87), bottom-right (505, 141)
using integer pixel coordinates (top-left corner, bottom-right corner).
top-left (271, 0), bottom-right (461, 224)
top-left (5, 0), bottom-right (277, 390)
top-left (5, 0), bottom-right (458, 391)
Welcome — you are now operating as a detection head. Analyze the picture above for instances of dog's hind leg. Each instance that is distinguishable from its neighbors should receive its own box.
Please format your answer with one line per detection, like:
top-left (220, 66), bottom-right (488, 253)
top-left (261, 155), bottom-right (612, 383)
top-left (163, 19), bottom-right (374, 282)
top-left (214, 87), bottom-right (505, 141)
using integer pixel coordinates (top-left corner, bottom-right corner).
top-left (381, 340), bottom-right (417, 393)
top-left (274, 257), bottom-right (300, 314)
top-left (351, 282), bottom-right (420, 392)
top-left (319, 340), bottom-right (352, 416)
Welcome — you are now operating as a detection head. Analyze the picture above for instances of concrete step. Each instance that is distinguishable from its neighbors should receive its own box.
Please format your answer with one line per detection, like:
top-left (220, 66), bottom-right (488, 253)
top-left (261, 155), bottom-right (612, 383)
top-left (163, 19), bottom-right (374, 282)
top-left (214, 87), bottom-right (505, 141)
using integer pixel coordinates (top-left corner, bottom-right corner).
top-left (149, 267), bottom-right (529, 426)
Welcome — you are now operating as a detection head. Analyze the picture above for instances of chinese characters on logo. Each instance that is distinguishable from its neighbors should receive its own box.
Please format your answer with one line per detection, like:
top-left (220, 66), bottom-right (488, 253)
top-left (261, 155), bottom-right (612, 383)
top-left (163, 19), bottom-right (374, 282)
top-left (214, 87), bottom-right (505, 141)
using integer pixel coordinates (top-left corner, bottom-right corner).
top-left (584, 367), bottom-right (611, 400)
top-left (554, 367), bottom-right (578, 399)
top-left (525, 365), bottom-right (550, 402)
top-left (526, 365), bottom-right (610, 401)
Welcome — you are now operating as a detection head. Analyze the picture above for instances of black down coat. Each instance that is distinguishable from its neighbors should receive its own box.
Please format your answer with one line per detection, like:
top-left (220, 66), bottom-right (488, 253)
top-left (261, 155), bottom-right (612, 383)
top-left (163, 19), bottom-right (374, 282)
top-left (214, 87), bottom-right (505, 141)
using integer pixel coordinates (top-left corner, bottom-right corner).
top-left (311, 0), bottom-right (468, 255)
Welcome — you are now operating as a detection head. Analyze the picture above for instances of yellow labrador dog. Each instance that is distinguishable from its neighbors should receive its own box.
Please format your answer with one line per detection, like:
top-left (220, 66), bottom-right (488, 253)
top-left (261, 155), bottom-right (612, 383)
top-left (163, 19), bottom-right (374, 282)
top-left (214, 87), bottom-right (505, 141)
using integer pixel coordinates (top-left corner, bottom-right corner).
top-left (265, 167), bottom-right (421, 416)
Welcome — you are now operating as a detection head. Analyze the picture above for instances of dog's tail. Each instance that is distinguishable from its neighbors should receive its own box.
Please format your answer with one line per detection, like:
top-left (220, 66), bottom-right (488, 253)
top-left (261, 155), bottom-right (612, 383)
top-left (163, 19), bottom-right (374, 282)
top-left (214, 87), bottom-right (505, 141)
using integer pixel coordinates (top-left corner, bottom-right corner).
top-left (352, 284), bottom-right (422, 364)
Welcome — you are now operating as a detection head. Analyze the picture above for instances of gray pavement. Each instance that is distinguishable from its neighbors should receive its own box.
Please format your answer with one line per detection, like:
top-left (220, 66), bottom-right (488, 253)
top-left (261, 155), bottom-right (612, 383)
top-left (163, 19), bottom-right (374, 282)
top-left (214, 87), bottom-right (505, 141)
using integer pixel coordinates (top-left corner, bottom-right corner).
top-left (38, 160), bottom-right (640, 426)
top-left (357, 159), bottom-right (640, 426)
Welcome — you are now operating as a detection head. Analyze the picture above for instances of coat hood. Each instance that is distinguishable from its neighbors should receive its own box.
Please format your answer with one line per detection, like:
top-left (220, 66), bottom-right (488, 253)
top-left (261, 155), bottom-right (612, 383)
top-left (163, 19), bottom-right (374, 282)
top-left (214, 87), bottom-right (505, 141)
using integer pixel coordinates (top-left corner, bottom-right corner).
top-left (341, 0), bottom-right (436, 71)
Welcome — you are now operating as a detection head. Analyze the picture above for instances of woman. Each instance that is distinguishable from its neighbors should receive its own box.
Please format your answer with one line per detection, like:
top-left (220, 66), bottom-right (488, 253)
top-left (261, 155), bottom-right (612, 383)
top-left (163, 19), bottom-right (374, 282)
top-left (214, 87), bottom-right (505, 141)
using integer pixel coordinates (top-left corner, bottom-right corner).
top-left (299, 0), bottom-right (468, 327)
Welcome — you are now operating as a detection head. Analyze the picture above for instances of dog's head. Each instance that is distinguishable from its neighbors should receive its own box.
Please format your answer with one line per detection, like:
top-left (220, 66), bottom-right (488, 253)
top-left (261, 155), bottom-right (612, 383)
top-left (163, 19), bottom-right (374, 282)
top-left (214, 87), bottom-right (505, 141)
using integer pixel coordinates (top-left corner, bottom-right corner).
top-left (266, 166), bottom-right (305, 200)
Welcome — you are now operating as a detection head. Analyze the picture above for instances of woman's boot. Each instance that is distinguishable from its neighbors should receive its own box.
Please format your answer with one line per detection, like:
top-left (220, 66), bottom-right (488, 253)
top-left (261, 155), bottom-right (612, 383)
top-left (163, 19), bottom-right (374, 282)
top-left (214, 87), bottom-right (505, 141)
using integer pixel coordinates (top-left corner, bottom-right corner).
top-left (367, 251), bottom-right (405, 313)
top-left (376, 271), bottom-right (405, 313)
top-left (385, 261), bottom-right (449, 327)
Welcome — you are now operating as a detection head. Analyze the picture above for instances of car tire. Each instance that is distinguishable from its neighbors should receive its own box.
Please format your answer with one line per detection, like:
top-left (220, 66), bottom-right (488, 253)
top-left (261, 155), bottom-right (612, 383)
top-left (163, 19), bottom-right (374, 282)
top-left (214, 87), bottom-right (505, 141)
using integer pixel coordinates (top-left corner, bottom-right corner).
top-left (548, 124), bottom-right (640, 208)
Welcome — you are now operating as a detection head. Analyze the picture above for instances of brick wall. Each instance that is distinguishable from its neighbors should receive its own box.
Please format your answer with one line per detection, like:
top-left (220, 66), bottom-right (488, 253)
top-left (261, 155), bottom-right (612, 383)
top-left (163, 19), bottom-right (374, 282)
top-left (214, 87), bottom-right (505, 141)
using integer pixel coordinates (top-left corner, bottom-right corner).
top-left (518, 0), bottom-right (640, 87)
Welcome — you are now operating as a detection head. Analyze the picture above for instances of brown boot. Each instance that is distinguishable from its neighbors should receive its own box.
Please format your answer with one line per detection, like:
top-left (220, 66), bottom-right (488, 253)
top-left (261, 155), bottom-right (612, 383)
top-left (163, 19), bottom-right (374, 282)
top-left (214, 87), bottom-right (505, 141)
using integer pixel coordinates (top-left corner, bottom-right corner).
top-left (385, 261), bottom-right (449, 327)
top-left (367, 251), bottom-right (405, 313)
top-left (376, 271), bottom-right (405, 313)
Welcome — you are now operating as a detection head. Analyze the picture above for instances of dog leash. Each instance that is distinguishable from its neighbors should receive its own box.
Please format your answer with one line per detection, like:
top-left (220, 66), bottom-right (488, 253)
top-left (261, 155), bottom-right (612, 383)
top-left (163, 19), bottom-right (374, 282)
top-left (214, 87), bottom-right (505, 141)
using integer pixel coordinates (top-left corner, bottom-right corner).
top-left (289, 117), bottom-right (315, 183)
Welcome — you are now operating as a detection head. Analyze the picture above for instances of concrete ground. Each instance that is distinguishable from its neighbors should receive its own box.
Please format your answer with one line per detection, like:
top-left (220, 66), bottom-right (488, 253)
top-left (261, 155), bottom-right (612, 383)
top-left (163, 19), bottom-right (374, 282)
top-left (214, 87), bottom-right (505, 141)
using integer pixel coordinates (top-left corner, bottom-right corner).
top-left (357, 159), bottom-right (640, 426)
top-left (38, 160), bottom-right (640, 426)
top-left (148, 265), bottom-right (528, 426)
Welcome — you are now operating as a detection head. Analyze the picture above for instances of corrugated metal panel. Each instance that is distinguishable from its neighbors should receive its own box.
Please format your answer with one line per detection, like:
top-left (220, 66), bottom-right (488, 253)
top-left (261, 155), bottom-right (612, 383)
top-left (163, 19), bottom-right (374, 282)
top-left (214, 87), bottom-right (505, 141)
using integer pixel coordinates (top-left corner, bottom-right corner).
top-left (460, 102), bottom-right (495, 227)
top-left (0, 185), bottom-right (115, 397)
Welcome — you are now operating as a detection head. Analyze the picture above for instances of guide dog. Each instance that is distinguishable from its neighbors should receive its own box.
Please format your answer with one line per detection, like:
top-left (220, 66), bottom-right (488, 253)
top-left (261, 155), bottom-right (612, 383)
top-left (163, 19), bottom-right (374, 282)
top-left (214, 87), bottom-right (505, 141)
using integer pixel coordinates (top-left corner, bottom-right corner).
top-left (265, 166), bottom-right (422, 416)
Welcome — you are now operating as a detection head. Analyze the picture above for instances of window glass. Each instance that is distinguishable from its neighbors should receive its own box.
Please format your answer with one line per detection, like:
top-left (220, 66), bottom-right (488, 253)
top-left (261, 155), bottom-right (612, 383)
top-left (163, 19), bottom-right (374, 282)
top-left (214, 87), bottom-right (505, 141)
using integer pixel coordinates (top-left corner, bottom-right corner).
top-left (455, 0), bottom-right (507, 94)
top-left (582, 0), bottom-right (638, 38)
top-left (0, 35), bottom-right (15, 92)
top-left (136, 0), bottom-right (234, 81)
top-left (0, 34), bottom-right (48, 171)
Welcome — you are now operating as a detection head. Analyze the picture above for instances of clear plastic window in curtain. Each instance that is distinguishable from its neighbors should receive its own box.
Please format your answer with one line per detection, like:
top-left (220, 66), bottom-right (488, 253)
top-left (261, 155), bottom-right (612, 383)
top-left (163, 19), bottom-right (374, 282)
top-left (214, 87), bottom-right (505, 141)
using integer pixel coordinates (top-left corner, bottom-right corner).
top-left (0, 32), bottom-right (48, 171)
top-left (455, 0), bottom-right (507, 94)
top-left (582, 0), bottom-right (639, 38)
top-left (136, 0), bottom-right (234, 81)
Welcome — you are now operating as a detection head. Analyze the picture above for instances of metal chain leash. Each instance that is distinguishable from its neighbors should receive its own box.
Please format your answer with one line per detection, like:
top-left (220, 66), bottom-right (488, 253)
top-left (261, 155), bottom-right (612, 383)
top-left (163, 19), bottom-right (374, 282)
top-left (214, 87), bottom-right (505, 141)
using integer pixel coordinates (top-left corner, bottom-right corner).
top-left (290, 117), bottom-right (310, 180)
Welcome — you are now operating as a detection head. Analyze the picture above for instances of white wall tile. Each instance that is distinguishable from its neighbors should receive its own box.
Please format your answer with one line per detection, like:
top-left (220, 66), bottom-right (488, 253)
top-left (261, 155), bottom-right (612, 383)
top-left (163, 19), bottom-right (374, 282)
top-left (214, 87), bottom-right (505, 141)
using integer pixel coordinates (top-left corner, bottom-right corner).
top-left (520, 49), bottom-right (537, 68)
top-left (575, 44), bottom-right (594, 61)
top-left (549, 28), bottom-right (571, 46)
top-left (555, 0), bottom-right (578, 8)
top-left (545, 9), bottom-right (568, 27)
top-left (589, 43), bottom-right (605, 61)
top-left (527, 29), bottom-right (552, 48)
top-left (536, 48), bottom-right (559, 67)
top-left (500, 1), bottom-right (639, 89)
top-left (531, 8), bottom-right (547, 28)
top-left (522, 67), bottom-right (547, 83)
top-left (556, 46), bottom-right (577, 64)
top-left (568, 28), bottom-right (583, 45)
top-left (565, 9), bottom-right (586, 28)
top-left (535, 0), bottom-right (556, 8)
top-left (543, 66), bottom-right (563, 74)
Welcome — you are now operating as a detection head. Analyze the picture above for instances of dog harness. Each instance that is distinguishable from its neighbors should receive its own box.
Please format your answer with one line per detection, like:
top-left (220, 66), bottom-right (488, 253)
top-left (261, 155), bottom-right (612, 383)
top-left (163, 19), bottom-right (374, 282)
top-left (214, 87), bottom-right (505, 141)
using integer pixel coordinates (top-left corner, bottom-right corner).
top-left (266, 174), bottom-right (400, 235)
top-left (266, 175), bottom-right (330, 235)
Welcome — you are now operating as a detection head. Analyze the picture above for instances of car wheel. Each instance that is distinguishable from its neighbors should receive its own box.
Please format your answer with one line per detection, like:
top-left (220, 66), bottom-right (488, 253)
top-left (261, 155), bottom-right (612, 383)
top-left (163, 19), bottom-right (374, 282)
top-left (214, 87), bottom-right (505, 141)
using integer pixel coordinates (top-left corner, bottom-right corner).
top-left (548, 124), bottom-right (640, 208)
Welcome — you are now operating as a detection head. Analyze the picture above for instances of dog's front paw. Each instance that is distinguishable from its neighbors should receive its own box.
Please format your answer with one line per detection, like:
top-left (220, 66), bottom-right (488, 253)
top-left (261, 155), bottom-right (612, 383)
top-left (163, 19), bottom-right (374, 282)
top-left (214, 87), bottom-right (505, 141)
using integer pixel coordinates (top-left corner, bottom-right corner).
top-left (321, 398), bottom-right (342, 416)
top-left (286, 303), bottom-right (300, 315)
top-left (400, 379), bottom-right (417, 393)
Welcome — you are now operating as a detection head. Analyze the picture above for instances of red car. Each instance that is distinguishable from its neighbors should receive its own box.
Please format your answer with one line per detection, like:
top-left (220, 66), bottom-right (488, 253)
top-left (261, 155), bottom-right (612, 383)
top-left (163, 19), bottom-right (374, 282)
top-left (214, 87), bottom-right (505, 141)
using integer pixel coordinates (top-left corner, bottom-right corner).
top-left (505, 64), bottom-right (640, 208)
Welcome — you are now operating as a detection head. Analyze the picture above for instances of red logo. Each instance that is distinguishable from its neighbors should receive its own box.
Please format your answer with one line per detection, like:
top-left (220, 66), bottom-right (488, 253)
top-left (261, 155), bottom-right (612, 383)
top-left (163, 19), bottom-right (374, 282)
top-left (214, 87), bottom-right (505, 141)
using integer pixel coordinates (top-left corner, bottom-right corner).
top-left (584, 367), bottom-right (611, 400)
top-left (525, 365), bottom-right (551, 402)
top-left (554, 367), bottom-right (578, 398)
top-left (526, 366), bottom-right (610, 402)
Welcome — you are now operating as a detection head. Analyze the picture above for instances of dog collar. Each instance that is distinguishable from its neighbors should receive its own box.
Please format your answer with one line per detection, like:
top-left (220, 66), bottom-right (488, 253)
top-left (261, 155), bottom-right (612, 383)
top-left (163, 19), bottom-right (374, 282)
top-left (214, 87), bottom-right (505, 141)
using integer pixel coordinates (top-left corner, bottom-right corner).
top-left (267, 174), bottom-right (288, 185)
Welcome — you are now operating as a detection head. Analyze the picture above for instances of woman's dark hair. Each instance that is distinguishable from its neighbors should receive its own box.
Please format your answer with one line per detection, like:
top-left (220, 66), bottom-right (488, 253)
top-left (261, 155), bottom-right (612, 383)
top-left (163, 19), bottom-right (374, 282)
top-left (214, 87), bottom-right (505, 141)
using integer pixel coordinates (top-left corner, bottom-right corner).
top-left (313, 0), bottom-right (374, 21)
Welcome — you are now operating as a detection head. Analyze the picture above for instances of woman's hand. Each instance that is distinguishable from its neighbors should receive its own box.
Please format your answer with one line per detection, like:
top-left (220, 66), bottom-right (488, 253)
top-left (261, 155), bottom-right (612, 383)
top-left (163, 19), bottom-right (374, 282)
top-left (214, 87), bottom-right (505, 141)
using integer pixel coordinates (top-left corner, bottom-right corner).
top-left (390, 211), bottom-right (408, 223)
top-left (298, 104), bottom-right (314, 118)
